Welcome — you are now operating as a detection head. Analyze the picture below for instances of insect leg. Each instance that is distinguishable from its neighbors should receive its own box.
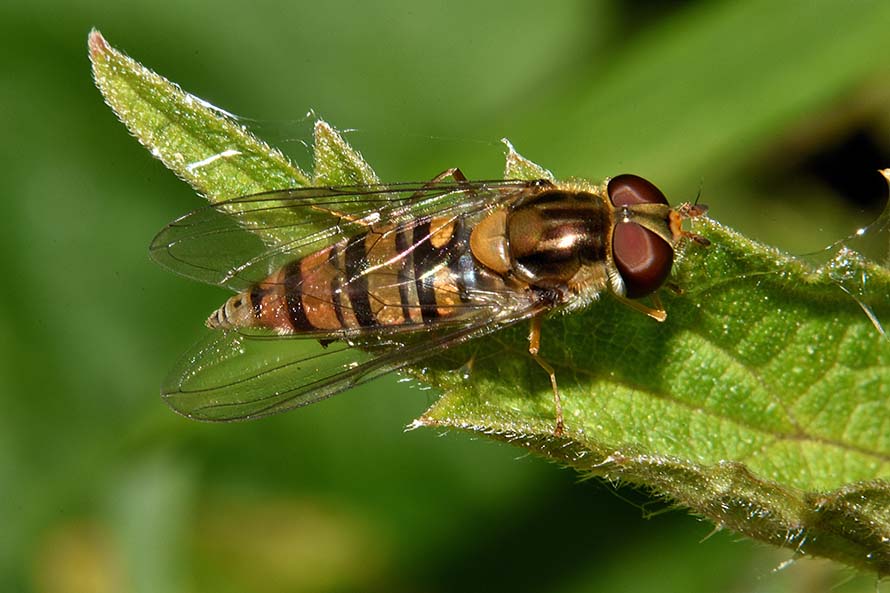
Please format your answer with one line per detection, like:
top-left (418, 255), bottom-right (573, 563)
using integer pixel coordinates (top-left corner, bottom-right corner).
top-left (528, 314), bottom-right (565, 436)
top-left (309, 169), bottom-right (472, 226)
top-left (664, 282), bottom-right (683, 295)
top-left (408, 168), bottom-right (474, 198)
top-left (650, 292), bottom-right (666, 316)
top-left (680, 230), bottom-right (710, 246)
top-left (427, 167), bottom-right (469, 184)
top-left (308, 204), bottom-right (377, 226)
top-left (613, 293), bottom-right (668, 322)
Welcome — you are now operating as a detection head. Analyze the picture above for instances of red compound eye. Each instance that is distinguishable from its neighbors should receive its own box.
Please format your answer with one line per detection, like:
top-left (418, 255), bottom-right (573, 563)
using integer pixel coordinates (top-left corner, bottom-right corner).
top-left (608, 174), bottom-right (668, 208)
top-left (608, 175), bottom-right (674, 298)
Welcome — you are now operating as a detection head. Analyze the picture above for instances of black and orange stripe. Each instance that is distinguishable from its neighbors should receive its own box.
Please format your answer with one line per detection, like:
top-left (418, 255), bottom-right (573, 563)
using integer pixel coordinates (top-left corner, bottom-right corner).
top-left (344, 235), bottom-right (376, 327)
top-left (246, 215), bottom-right (486, 334)
top-left (283, 260), bottom-right (312, 331)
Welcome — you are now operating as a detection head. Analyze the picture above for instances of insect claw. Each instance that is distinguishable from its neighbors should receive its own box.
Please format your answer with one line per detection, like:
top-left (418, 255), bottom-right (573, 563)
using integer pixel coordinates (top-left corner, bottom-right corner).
top-left (687, 233), bottom-right (711, 246)
top-left (553, 414), bottom-right (566, 438)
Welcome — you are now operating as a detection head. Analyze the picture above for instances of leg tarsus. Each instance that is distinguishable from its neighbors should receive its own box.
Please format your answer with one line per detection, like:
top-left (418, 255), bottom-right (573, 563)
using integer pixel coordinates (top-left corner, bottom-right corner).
top-left (408, 168), bottom-right (473, 202)
top-left (529, 316), bottom-right (565, 436)
top-left (664, 282), bottom-right (683, 296)
top-left (429, 167), bottom-right (468, 184)
top-left (322, 168), bottom-right (471, 225)
top-left (614, 293), bottom-right (667, 322)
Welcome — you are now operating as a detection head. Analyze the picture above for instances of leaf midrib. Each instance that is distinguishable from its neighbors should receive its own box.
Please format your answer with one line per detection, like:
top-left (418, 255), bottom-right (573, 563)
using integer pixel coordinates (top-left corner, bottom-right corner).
top-left (485, 322), bottom-right (890, 472)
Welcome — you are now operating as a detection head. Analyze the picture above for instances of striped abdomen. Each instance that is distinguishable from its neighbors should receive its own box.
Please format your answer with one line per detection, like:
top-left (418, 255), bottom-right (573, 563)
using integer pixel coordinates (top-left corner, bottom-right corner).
top-left (208, 214), bottom-right (519, 333)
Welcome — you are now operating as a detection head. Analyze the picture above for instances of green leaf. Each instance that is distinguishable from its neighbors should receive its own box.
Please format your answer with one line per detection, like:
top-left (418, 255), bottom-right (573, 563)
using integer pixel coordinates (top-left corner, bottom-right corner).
top-left (89, 30), bottom-right (308, 202)
top-left (89, 29), bottom-right (378, 248)
top-left (312, 121), bottom-right (379, 186)
top-left (417, 160), bottom-right (890, 574)
top-left (91, 30), bottom-right (890, 574)
top-left (502, 139), bottom-right (554, 181)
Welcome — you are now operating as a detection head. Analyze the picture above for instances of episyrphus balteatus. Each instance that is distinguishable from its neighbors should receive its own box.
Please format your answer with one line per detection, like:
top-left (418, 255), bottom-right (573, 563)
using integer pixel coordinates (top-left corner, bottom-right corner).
top-left (151, 168), bottom-right (708, 435)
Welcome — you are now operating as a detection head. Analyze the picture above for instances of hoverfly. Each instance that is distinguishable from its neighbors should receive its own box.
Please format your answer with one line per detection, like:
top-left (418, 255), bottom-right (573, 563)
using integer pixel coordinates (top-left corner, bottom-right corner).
top-left (152, 168), bottom-right (708, 435)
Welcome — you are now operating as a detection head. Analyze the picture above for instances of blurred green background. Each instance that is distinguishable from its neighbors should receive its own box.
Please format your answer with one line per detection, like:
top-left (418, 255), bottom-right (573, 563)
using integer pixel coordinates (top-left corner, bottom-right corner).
top-left (3, 1), bottom-right (890, 591)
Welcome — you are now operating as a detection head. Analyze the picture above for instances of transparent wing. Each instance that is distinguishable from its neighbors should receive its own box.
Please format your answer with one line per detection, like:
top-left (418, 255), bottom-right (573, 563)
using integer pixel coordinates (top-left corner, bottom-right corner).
top-left (150, 179), bottom-right (537, 291)
top-left (224, 203), bottom-right (533, 339)
top-left (162, 299), bottom-right (548, 421)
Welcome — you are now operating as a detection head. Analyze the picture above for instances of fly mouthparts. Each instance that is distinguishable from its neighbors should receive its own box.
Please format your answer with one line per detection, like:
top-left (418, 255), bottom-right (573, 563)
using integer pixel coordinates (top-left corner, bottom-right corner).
top-left (669, 202), bottom-right (711, 246)
top-left (676, 202), bottom-right (709, 219)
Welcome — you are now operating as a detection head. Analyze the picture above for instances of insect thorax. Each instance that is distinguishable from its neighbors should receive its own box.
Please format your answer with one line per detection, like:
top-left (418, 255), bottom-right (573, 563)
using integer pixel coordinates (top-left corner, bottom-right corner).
top-left (480, 190), bottom-right (609, 285)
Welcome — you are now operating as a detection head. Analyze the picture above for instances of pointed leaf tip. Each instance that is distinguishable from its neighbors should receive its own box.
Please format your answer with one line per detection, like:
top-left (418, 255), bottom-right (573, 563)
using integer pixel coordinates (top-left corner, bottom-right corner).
top-left (502, 138), bottom-right (554, 181)
top-left (90, 34), bottom-right (309, 204)
top-left (312, 120), bottom-right (380, 186)
top-left (87, 29), bottom-right (109, 58)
